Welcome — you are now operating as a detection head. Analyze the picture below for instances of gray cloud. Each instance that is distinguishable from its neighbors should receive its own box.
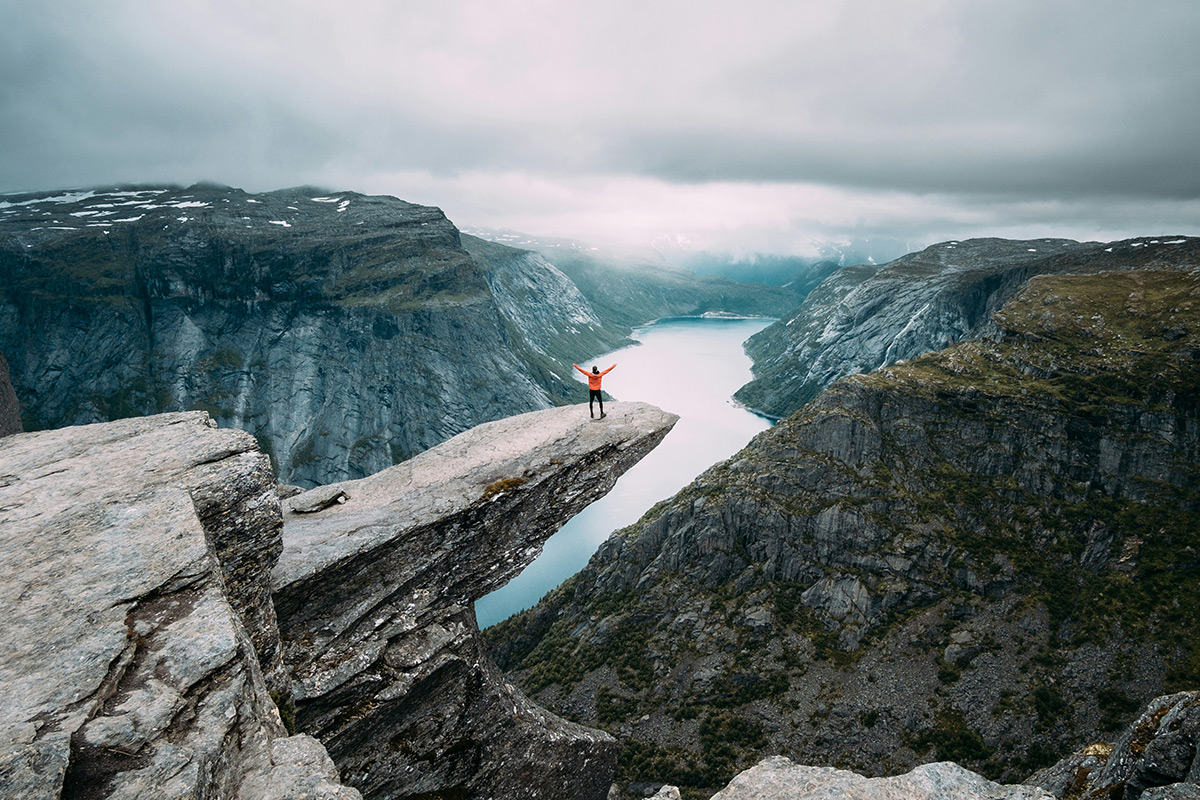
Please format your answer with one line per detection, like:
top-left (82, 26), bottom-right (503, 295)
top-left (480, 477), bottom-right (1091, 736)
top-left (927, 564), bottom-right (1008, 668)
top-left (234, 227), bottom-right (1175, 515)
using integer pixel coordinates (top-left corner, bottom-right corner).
top-left (1, 0), bottom-right (1197, 252)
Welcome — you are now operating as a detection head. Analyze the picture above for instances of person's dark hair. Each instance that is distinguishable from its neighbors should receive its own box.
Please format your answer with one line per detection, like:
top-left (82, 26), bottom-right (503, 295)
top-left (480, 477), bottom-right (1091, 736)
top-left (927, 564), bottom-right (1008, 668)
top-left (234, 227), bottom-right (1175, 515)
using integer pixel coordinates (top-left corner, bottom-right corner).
top-left (592, 366), bottom-right (599, 373)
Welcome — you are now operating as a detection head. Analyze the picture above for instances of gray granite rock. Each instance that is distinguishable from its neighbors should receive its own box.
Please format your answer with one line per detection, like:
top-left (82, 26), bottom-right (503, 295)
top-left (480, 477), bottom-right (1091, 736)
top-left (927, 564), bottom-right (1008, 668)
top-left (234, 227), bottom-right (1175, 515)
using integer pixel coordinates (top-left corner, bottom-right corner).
top-left (272, 401), bottom-right (678, 800)
top-left (0, 412), bottom-right (357, 799)
top-left (712, 756), bottom-right (1052, 799)
top-left (1143, 785), bottom-right (1200, 800)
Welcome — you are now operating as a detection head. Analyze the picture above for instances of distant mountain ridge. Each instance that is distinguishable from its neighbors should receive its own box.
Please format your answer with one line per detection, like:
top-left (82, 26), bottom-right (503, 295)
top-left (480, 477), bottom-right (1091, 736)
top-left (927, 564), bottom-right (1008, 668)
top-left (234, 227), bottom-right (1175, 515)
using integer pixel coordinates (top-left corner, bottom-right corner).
top-left (464, 225), bottom-right (906, 288)
top-left (462, 226), bottom-right (808, 326)
top-left (735, 236), bottom-right (1200, 418)
top-left (0, 183), bottom-right (792, 486)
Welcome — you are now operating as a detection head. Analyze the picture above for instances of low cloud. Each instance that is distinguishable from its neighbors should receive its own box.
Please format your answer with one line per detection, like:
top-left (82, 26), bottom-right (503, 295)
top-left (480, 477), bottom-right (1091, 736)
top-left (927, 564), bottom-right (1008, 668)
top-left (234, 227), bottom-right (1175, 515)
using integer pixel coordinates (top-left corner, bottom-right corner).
top-left (2, 0), bottom-right (1197, 254)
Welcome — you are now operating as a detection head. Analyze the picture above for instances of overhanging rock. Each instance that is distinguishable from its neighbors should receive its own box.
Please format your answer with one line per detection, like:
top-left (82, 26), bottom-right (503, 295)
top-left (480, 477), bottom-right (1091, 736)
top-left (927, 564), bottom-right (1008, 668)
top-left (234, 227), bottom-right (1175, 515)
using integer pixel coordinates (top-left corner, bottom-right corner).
top-left (272, 401), bottom-right (678, 800)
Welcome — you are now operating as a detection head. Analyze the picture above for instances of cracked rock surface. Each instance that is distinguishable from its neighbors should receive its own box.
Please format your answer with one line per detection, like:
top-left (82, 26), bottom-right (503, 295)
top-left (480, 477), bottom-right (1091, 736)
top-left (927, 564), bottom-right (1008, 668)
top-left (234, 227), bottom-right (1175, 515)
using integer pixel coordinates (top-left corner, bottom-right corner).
top-left (0, 412), bottom-right (358, 800)
top-left (710, 757), bottom-right (1052, 799)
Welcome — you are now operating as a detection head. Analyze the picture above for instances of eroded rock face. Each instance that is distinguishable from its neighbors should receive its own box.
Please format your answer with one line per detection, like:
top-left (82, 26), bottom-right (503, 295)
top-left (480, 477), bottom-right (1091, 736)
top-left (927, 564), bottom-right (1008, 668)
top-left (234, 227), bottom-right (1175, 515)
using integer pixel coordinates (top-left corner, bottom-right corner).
top-left (272, 402), bottom-right (678, 800)
top-left (735, 237), bottom-right (1200, 419)
top-left (0, 351), bottom-right (19, 436)
top-left (0, 412), bottom-right (357, 799)
top-left (1029, 692), bottom-right (1200, 799)
top-left (710, 757), bottom-right (1052, 800)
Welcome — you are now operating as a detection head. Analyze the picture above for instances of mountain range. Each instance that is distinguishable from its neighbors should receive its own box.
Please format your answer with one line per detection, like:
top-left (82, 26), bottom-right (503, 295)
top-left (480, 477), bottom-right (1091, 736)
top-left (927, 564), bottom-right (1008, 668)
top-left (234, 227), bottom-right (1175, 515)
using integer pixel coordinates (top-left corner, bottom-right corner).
top-left (0, 184), bottom-right (793, 486)
top-left (3, 181), bottom-right (1200, 799)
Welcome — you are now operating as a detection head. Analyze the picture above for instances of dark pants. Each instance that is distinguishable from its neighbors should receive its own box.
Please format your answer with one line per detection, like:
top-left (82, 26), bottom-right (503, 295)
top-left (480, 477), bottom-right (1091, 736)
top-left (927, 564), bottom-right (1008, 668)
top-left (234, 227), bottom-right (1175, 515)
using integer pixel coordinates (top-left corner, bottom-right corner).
top-left (589, 388), bottom-right (604, 416)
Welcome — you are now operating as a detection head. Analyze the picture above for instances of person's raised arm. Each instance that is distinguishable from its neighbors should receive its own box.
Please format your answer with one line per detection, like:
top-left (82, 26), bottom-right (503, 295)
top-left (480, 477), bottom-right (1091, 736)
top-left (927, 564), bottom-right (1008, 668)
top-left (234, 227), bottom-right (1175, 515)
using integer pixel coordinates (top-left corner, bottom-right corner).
top-left (573, 363), bottom-right (589, 376)
top-left (600, 364), bottom-right (616, 376)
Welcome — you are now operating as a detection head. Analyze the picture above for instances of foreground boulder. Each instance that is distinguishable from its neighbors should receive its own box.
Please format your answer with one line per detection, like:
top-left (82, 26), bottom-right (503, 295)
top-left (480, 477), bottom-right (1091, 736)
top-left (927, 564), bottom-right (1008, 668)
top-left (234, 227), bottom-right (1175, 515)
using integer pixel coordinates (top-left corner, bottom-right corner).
top-left (689, 690), bottom-right (1200, 800)
top-left (707, 757), bottom-right (1051, 799)
top-left (272, 401), bottom-right (678, 800)
top-left (0, 412), bottom-right (357, 799)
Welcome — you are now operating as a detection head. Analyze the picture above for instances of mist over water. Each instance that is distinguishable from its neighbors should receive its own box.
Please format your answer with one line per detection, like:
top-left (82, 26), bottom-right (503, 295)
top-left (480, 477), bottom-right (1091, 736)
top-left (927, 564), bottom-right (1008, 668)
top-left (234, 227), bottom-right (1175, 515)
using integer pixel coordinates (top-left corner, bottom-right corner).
top-left (476, 316), bottom-right (774, 628)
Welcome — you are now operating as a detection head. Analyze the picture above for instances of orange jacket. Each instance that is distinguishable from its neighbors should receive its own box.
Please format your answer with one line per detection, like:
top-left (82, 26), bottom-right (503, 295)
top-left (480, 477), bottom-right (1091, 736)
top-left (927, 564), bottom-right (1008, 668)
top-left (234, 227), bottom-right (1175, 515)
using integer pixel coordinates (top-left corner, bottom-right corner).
top-left (575, 364), bottom-right (615, 390)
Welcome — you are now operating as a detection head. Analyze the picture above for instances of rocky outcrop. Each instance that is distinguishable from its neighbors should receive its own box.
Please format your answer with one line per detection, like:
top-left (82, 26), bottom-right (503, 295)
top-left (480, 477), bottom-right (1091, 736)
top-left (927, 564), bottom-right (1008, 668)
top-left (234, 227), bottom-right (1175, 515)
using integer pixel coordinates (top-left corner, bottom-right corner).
top-left (0, 400), bottom-right (678, 798)
top-left (0, 412), bottom-right (358, 799)
top-left (1029, 691), bottom-right (1200, 799)
top-left (491, 266), bottom-right (1200, 793)
top-left (272, 402), bottom-right (678, 800)
top-left (0, 184), bottom-right (629, 487)
top-left (0, 351), bottom-right (19, 436)
top-left (651, 690), bottom-right (1200, 799)
top-left (708, 757), bottom-right (1051, 799)
top-left (735, 237), bottom-right (1200, 418)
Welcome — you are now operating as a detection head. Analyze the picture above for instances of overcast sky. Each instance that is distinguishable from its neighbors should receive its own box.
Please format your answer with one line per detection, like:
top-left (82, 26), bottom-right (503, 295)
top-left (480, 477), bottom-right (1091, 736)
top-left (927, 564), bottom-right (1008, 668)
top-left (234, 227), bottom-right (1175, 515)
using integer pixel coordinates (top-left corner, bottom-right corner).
top-left (2, 0), bottom-right (1198, 255)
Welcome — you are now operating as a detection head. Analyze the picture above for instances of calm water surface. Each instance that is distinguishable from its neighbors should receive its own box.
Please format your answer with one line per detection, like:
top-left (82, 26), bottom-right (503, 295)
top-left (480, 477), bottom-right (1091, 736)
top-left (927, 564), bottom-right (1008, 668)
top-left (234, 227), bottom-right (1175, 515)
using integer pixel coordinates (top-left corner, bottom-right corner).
top-left (475, 316), bottom-right (774, 628)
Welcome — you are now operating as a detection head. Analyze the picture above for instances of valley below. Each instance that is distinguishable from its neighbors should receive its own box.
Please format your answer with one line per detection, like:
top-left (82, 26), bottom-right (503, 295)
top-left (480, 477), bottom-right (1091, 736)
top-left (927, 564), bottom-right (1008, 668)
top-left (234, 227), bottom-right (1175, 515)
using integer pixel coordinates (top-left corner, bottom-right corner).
top-left (490, 245), bottom-right (1200, 797)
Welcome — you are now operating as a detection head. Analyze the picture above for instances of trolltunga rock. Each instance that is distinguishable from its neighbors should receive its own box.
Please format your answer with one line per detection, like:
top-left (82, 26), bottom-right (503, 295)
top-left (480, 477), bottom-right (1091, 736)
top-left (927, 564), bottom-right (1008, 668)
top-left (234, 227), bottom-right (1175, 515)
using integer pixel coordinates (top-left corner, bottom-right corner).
top-left (272, 401), bottom-right (678, 800)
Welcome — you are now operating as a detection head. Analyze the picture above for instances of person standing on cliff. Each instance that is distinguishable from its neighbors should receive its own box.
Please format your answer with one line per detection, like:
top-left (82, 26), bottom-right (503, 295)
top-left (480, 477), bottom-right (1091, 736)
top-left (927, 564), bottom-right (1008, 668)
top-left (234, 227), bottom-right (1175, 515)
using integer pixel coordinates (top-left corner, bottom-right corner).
top-left (573, 363), bottom-right (616, 419)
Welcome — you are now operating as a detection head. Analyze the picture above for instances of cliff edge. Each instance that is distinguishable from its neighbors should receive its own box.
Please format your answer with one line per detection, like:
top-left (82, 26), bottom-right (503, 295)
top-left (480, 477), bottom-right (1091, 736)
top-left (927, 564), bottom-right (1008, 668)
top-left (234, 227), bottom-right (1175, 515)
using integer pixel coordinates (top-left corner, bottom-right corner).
top-left (0, 401), bottom-right (677, 799)
top-left (273, 401), bottom-right (679, 800)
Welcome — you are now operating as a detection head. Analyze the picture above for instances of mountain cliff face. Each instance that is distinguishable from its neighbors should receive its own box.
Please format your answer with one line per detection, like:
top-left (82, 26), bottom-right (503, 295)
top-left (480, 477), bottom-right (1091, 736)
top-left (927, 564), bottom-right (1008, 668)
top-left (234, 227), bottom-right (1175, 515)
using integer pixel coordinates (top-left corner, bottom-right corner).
top-left (490, 265), bottom-right (1200, 795)
top-left (734, 237), bottom-right (1200, 419)
top-left (0, 351), bottom-right (19, 436)
top-left (0, 184), bottom-right (628, 486)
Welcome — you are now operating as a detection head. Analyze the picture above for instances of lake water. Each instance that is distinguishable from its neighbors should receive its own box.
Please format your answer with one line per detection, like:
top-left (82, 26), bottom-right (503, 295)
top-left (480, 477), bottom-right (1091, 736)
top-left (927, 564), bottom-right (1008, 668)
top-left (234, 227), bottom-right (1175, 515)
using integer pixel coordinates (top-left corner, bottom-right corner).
top-left (475, 316), bottom-right (774, 628)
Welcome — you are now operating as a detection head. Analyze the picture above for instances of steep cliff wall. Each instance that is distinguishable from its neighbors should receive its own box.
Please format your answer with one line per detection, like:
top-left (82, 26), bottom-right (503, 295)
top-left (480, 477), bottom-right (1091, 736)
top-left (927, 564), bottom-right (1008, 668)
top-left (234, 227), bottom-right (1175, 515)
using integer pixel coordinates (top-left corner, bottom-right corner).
top-left (0, 412), bottom-right (358, 799)
top-left (0, 185), bottom-right (626, 487)
top-left (491, 266), bottom-right (1200, 794)
top-left (0, 351), bottom-right (19, 436)
top-left (735, 237), bottom-right (1200, 418)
